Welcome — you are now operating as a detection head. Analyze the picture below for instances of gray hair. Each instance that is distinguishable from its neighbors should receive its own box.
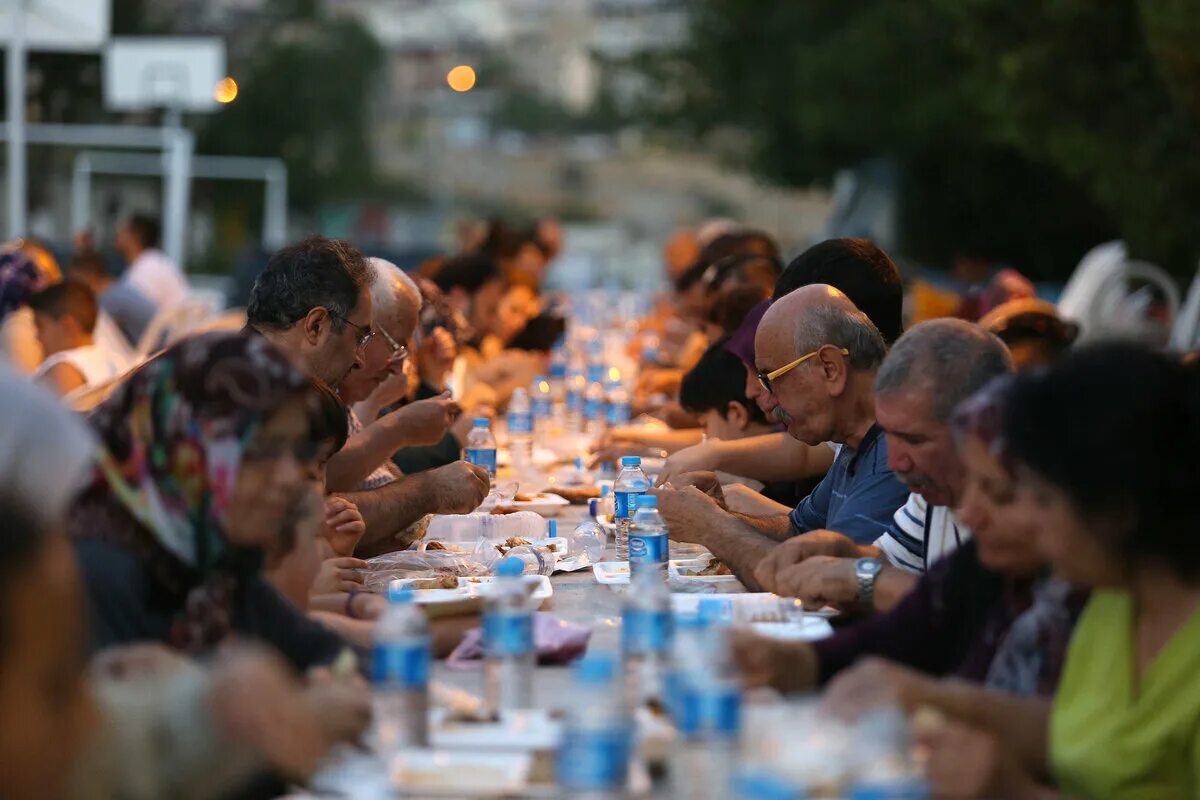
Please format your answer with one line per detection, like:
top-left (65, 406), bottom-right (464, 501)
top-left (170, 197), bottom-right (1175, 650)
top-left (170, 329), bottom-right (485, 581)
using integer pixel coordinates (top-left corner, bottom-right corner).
top-left (875, 319), bottom-right (1014, 420)
top-left (794, 304), bottom-right (888, 371)
top-left (367, 257), bottom-right (421, 328)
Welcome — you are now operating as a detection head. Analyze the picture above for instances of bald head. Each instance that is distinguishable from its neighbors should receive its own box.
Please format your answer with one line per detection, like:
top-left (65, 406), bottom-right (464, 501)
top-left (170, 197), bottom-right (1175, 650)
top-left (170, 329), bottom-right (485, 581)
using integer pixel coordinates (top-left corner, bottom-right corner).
top-left (757, 284), bottom-right (887, 372)
top-left (369, 257), bottom-right (421, 338)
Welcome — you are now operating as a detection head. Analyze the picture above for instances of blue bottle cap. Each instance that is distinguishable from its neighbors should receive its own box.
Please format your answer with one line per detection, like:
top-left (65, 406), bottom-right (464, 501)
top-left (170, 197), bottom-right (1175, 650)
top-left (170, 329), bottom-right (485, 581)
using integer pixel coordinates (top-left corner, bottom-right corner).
top-left (575, 456), bottom-right (584, 470)
top-left (547, 520), bottom-right (558, 538)
top-left (494, 556), bottom-right (525, 578)
top-left (637, 495), bottom-right (658, 509)
top-left (472, 417), bottom-right (490, 427)
top-left (573, 652), bottom-right (618, 683)
top-left (620, 456), bottom-right (641, 467)
top-left (386, 582), bottom-right (415, 603)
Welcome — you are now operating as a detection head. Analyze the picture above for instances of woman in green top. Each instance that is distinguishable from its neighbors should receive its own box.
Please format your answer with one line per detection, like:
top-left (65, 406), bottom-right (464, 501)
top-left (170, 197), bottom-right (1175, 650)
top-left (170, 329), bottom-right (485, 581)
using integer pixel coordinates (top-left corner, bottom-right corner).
top-left (965, 342), bottom-right (1200, 798)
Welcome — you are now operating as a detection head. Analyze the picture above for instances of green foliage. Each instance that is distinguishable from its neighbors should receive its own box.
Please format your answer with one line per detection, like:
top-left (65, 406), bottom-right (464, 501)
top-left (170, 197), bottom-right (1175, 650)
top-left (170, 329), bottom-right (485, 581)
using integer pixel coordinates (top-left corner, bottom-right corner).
top-left (667, 0), bottom-right (1200, 276)
top-left (196, 9), bottom-right (384, 212)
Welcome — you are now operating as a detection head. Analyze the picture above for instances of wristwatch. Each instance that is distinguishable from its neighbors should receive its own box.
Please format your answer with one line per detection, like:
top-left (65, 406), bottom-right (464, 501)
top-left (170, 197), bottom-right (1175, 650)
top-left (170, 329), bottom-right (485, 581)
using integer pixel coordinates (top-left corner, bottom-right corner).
top-left (855, 558), bottom-right (884, 606)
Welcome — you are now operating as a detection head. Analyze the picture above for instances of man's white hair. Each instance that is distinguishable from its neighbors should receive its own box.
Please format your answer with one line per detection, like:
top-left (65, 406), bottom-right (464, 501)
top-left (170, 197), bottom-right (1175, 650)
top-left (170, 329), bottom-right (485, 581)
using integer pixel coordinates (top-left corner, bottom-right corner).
top-left (367, 257), bottom-right (421, 328)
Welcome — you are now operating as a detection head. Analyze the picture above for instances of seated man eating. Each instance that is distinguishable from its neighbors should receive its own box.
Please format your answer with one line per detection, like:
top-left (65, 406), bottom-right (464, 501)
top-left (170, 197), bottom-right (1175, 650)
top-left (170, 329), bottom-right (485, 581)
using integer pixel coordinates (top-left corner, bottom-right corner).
top-left (655, 284), bottom-right (908, 590)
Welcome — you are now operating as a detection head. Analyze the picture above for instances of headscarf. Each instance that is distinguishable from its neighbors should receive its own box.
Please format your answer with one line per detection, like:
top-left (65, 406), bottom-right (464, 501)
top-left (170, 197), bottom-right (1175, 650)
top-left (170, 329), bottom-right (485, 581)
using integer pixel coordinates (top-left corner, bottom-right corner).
top-left (951, 374), bottom-right (1016, 474)
top-left (724, 297), bottom-right (770, 367)
top-left (69, 330), bottom-right (316, 653)
top-left (0, 246), bottom-right (50, 320)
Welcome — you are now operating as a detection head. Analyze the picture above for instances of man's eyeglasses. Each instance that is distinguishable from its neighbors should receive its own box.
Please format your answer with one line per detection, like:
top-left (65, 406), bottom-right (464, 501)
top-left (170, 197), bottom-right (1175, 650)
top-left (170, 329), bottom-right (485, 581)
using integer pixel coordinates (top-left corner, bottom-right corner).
top-left (331, 313), bottom-right (375, 349)
top-left (756, 346), bottom-right (850, 395)
top-left (375, 324), bottom-right (409, 361)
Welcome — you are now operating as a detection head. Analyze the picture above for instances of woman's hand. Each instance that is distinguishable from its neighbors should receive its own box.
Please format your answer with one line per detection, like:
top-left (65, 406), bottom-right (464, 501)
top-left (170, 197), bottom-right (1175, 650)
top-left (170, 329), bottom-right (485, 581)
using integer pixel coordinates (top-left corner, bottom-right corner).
top-left (310, 556), bottom-right (369, 595)
top-left (322, 496), bottom-right (366, 557)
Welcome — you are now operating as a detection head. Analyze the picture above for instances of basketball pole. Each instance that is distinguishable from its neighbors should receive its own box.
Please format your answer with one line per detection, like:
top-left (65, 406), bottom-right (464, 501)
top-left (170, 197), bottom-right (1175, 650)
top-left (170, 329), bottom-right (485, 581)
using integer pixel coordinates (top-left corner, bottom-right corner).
top-left (6, 0), bottom-right (29, 239)
top-left (162, 106), bottom-right (192, 269)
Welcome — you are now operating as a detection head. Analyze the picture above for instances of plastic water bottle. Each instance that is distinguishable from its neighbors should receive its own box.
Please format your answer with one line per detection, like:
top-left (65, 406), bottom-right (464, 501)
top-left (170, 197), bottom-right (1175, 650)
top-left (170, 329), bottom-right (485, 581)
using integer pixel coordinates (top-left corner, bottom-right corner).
top-left (606, 378), bottom-right (632, 427)
top-left (571, 519), bottom-right (608, 564)
top-left (483, 557), bottom-right (535, 712)
top-left (556, 653), bottom-right (632, 796)
top-left (565, 370), bottom-right (587, 433)
top-left (629, 494), bottom-right (669, 573)
top-left (847, 708), bottom-right (931, 799)
top-left (622, 566), bottom-right (672, 709)
top-left (531, 374), bottom-right (554, 435)
top-left (583, 377), bottom-right (608, 437)
top-left (507, 387), bottom-right (534, 473)
top-left (372, 585), bottom-right (430, 752)
top-left (613, 456), bottom-right (650, 560)
top-left (463, 417), bottom-right (497, 484)
top-left (670, 619), bottom-right (742, 800)
top-left (549, 348), bottom-right (568, 406)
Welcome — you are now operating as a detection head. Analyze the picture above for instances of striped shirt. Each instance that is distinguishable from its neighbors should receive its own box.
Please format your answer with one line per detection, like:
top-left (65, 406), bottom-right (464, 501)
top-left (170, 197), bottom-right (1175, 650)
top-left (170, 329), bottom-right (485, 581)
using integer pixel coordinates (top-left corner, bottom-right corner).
top-left (347, 409), bottom-right (401, 491)
top-left (873, 492), bottom-right (971, 574)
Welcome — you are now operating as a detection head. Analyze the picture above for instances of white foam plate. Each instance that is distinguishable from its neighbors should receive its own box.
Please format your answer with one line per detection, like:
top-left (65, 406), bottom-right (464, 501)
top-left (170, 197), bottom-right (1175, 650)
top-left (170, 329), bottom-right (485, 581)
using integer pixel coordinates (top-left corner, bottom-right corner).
top-left (496, 492), bottom-right (570, 516)
top-left (430, 709), bottom-right (562, 752)
top-left (390, 750), bottom-right (532, 796)
top-left (751, 618), bottom-right (834, 642)
top-left (594, 557), bottom-right (712, 585)
top-left (668, 560), bottom-right (741, 584)
top-left (670, 593), bottom-right (839, 629)
top-left (390, 575), bottom-right (552, 606)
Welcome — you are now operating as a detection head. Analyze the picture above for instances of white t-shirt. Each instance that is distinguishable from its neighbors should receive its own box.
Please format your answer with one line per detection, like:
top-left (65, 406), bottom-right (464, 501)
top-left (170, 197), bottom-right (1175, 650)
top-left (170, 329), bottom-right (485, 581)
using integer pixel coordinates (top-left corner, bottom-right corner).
top-left (35, 343), bottom-right (129, 389)
top-left (124, 248), bottom-right (189, 310)
top-left (873, 492), bottom-right (971, 575)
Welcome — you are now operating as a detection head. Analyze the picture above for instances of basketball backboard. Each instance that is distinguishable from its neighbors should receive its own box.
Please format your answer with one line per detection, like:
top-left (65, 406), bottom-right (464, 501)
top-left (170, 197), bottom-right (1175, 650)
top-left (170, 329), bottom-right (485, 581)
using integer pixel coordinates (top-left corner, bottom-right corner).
top-left (0, 0), bottom-right (109, 52)
top-left (104, 37), bottom-right (227, 112)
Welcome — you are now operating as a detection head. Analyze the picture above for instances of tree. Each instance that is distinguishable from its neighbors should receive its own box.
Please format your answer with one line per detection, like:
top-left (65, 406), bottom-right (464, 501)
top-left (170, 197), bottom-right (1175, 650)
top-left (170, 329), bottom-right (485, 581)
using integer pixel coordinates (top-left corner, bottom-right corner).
top-left (660, 0), bottom-right (1200, 277)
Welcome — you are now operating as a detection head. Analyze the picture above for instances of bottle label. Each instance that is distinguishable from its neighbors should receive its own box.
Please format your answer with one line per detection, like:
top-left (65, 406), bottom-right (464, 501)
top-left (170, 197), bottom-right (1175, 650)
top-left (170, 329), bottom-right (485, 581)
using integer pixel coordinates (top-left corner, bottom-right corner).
top-left (622, 608), bottom-right (671, 653)
top-left (614, 490), bottom-right (644, 520)
top-left (556, 726), bottom-right (631, 790)
top-left (674, 683), bottom-right (741, 737)
top-left (586, 364), bottom-right (605, 384)
top-left (565, 390), bottom-right (582, 412)
top-left (532, 397), bottom-right (553, 419)
top-left (550, 362), bottom-right (567, 379)
top-left (465, 447), bottom-right (497, 476)
top-left (483, 611), bottom-right (533, 657)
top-left (629, 531), bottom-right (668, 564)
top-left (507, 412), bottom-right (534, 435)
top-left (371, 639), bottom-right (430, 688)
top-left (606, 401), bottom-right (631, 425)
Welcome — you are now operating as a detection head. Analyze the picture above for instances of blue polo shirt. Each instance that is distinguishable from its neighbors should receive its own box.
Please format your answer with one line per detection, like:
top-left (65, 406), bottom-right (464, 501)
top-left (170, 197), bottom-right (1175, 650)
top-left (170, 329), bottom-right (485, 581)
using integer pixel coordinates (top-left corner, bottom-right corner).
top-left (788, 424), bottom-right (908, 544)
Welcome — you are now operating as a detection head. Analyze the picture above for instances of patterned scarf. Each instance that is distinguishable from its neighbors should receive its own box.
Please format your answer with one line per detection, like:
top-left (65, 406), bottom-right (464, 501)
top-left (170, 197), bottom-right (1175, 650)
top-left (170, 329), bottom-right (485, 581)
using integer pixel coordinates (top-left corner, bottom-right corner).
top-left (0, 246), bottom-right (50, 320)
top-left (69, 330), bottom-right (315, 654)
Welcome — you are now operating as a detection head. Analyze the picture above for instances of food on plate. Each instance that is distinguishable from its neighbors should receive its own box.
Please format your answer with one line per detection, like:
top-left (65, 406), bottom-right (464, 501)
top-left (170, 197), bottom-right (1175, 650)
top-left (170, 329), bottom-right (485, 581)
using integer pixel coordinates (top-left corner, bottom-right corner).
top-left (547, 485), bottom-right (602, 504)
top-left (697, 558), bottom-right (733, 577)
top-left (407, 576), bottom-right (461, 590)
top-left (514, 492), bottom-right (538, 502)
top-left (495, 536), bottom-right (532, 555)
top-left (424, 540), bottom-right (448, 551)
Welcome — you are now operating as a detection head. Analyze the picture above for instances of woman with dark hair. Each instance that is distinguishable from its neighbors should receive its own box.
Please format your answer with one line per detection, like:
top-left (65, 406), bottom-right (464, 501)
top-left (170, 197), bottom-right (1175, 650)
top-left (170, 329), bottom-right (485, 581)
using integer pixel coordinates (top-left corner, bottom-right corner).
top-left (997, 343), bottom-right (1200, 798)
top-left (68, 331), bottom-right (353, 671)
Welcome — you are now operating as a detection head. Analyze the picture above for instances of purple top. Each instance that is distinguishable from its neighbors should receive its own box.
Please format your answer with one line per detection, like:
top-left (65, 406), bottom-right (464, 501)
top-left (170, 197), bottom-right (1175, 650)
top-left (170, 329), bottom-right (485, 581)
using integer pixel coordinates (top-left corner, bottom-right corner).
top-left (813, 540), bottom-right (1085, 696)
top-left (724, 298), bottom-right (771, 366)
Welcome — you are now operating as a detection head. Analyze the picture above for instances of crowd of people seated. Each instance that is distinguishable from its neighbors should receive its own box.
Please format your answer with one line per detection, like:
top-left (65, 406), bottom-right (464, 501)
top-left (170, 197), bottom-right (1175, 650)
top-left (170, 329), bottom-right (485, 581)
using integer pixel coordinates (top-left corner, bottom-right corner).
top-left (1, 211), bottom-right (1197, 800)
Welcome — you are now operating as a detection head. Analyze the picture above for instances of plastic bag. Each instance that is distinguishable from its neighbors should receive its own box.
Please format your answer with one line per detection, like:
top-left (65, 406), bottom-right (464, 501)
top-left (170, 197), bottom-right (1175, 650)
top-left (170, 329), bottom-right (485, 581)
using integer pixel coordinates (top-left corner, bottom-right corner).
top-left (360, 549), bottom-right (491, 593)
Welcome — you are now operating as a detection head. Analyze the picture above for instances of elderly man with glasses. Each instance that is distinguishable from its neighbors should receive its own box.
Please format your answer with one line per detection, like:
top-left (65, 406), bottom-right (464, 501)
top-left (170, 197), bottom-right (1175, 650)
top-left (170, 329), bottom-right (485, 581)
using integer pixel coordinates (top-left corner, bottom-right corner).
top-left (654, 284), bottom-right (908, 590)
